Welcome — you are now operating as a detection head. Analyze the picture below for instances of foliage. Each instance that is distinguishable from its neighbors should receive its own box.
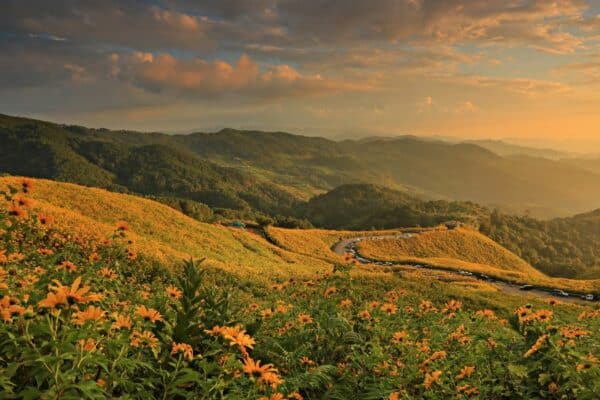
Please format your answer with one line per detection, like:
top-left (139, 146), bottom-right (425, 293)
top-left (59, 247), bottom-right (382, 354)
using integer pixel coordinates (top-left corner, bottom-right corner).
top-left (0, 183), bottom-right (599, 398)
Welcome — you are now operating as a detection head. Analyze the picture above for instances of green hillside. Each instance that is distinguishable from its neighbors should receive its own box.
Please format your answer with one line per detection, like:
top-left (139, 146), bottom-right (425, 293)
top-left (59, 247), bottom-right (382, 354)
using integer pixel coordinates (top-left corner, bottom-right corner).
top-left (300, 184), bottom-right (600, 279)
top-left (298, 183), bottom-right (486, 229)
top-left (2, 113), bottom-right (600, 218)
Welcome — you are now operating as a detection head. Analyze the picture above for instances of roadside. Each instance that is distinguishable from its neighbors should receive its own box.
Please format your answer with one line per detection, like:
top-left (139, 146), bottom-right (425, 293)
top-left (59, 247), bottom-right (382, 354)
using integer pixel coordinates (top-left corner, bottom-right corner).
top-left (332, 234), bottom-right (597, 306)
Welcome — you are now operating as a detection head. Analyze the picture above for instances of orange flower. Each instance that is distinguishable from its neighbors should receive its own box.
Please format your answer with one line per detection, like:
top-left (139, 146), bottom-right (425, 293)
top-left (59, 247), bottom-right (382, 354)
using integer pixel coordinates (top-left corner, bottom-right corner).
top-left (340, 299), bottom-right (352, 308)
top-left (73, 306), bottom-right (106, 325)
top-left (171, 342), bottom-right (194, 361)
top-left (37, 213), bottom-right (54, 226)
top-left (545, 298), bottom-right (560, 306)
top-left (324, 286), bottom-right (337, 298)
top-left (98, 268), bottom-right (117, 280)
top-left (8, 204), bottom-right (27, 219)
top-left (298, 313), bottom-right (313, 324)
top-left (388, 392), bottom-right (400, 400)
top-left (77, 338), bottom-right (97, 352)
top-left (127, 249), bottom-right (137, 260)
top-left (442, 299), bottom-right (462, 313)
top-left (19, 178), bottom-right (34, 193)
top-left (88, 252), bottom-right (101, 262)
top-left (111, 314), bottom-right (132, 330)
top-left (13, 195), bottom-right (31, 208)
top-left (358, 310), bottom-right (371, 320)
top-left (258, 394), bottom-right (284, 400)
top-left (475, 309), bottom-right (497, 320)
top-left (288, 392), bottom-right (304, 400)
top-left (391, 331), bottom-right (409, 344)
top-left (38, 277), bottom-right (101, 309)
top-left (205, 325), bottom-right (256, 355)
top-left (261, 308), bottom-right (274, 319)
top-left (456, 366), bottom-right (475, 380)
top-left (0, 296), bottom-right (28, 322)
top-left (423, 370), bottom-right (442, 389)
top-left (166, 285), bottom-right (182, 300)
top-left (532, 309), bottom-right (553, 323)
top-left (135, 305), bottom-right (163, 323)
top-left (130, 330), bottom-right (159, 351)
top-left (37, 248), bottom-right (55, 256)
top-left (380, 303), bottom-right (398, 315)
top-left (115, 221), bottom-right (129, 231)
top-left (58, 261), bottom-right (77, 273)
top-left (456, 384), bottom-right (479, 397)
top-left (243, 357), bottom-right (278, 376)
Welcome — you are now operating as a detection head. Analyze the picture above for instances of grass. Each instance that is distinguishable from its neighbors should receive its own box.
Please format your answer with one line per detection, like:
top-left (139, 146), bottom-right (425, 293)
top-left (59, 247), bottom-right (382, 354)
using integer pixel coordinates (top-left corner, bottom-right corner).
top-left (0, 177), bottom-right (332, 281)
top-left (3, 176), bottom-right (599, 303)
top-left (356, 227), bottom-right (600, 295)
top-left (1, 196), bottom-right (598, 398)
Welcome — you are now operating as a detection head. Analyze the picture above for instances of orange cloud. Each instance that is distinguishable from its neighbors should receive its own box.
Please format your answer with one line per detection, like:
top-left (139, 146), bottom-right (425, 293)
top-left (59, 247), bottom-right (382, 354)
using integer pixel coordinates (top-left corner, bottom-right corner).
top-left (113, 52), bottom-right (362, 98)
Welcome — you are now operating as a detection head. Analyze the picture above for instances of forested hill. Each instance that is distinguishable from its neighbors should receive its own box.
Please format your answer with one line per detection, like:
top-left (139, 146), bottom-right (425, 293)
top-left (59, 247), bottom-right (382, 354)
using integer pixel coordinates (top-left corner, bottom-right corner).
top-left (300, 184), bottom-right (600, 279)
top-left (2, 113), bottom-right (600, 218)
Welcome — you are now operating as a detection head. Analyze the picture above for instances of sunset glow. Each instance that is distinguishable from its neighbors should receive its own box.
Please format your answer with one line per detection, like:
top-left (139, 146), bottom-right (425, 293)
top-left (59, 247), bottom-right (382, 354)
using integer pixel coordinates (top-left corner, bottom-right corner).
top-left (2, 1), bottom-right (600, 148)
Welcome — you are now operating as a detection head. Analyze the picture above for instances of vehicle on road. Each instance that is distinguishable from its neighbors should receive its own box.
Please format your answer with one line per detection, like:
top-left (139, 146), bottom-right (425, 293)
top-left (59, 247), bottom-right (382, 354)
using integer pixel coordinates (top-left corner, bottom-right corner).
top-left (519, 284), bottom-right (534, 291)
top-left (581, 294), bottom-right (595, 301)
top-left (551, 289), bottom-right (569, 297)
top-left (458, 270), bottom-right (474, 276)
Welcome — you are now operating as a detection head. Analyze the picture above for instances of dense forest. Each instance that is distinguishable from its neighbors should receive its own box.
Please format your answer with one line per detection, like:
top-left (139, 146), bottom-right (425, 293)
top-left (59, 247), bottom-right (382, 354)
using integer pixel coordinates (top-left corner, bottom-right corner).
top-left (3, 113), bottom-right (600, 218)
top-left (296, 184), bottom-right (600, 279)
top-left (480, 210), bottom-right (600, 279)
top-left (1, 113), bottom-right (598, 279)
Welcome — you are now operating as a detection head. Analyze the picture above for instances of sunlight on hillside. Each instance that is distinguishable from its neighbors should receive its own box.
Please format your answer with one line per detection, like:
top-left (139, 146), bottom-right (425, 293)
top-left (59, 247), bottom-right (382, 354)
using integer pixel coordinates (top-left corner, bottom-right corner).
top-left (0, 177), bottom-right (332, 279)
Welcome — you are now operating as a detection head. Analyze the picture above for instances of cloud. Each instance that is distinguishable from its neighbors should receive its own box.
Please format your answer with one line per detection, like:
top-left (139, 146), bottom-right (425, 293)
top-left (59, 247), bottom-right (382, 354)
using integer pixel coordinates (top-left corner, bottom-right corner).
top-left (112, 52), bottom-right (362, 99)
top-left (454, 75), bottom-right (572, 96)
top-left (455, 100), bottom-right (478, 114)
top-left (417, 96), bottom-right (434, 112)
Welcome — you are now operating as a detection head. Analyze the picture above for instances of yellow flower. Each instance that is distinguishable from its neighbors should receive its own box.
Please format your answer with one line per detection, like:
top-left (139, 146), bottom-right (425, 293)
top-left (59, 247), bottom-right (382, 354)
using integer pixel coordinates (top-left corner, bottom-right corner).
top-left (73, 306), bottom-right (106, 325)
top-left (423, 370), bottom-right (442, 389)
top-left (0, 296), bottom-right (28, 322)
top-left (171, 342), bottom-right (194, 361)
top-left (298, 313), bottom-right (313, 324)
top-left (130, 330), bottom-right (159, 351)
top-left (391, 331), bottom-right (409, 344)
top-left (111, 314), bottom-right (133, 331)
top-left (340, 299), bottom-right (352, 308)
top-left (98, 268), bottom-right (117, 280)
top-left (38, 277), bottom-right (101, 309)
top-left (324, 287), bottom-right (337, 298)
top-left (135, 305), bottom-right (163, 323)
top-left (58, 261), bottom-right (77, 273)
top-left (77, 338), bottom-right (97, 352)
top-left (380, 303), bottom-right (398, 315)
top-left (456, 366), bottom-right (475, 380)
top-left (166, 285), bottom-right (182, 300)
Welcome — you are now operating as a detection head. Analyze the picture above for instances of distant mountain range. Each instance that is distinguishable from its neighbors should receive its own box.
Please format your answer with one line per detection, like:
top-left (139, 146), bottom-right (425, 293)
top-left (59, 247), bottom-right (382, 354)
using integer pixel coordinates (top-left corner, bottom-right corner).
top-left (1, 113), bottom-right (600, 219)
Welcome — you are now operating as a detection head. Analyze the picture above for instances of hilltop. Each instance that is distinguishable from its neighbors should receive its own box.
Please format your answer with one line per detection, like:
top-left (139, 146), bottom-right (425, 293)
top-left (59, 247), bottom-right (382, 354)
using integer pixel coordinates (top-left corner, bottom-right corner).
top-left (3, 113), bottom-right (600, 218)
top-left (298, 183), bottom-right (486, 229)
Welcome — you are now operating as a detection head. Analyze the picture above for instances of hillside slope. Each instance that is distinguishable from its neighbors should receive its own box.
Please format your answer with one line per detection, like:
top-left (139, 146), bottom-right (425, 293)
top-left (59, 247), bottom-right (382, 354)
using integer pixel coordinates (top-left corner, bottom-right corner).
top-left (354, 227), bottom-right (600, 293)
top-left (3, 113), bottom-right (600, 217)
top-left (0, 177), bottom-right (328, 279)
top-left (298, 183), bottom-right (486, 229)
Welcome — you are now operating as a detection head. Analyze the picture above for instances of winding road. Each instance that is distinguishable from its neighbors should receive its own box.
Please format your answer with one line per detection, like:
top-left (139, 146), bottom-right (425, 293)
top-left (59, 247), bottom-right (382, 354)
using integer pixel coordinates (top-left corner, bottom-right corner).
top-left (332, 234), bottom-right (597, 305)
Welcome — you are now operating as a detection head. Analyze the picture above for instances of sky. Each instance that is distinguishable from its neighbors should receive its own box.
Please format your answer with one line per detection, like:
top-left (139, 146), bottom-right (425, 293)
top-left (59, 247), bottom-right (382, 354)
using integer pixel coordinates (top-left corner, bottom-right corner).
top-left (2, 1), bottom-right (600, 150)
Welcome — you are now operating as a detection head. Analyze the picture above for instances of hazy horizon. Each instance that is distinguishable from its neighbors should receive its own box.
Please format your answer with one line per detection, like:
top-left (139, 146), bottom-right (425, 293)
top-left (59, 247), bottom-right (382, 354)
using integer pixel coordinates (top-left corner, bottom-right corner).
top-left (2, 1), bottom-right (600, 151)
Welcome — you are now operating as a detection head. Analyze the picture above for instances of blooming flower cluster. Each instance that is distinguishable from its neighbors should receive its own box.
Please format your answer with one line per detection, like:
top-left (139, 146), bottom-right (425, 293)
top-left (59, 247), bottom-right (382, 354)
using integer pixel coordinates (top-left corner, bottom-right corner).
top-left (0, 179), bottom-right (598, 399)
